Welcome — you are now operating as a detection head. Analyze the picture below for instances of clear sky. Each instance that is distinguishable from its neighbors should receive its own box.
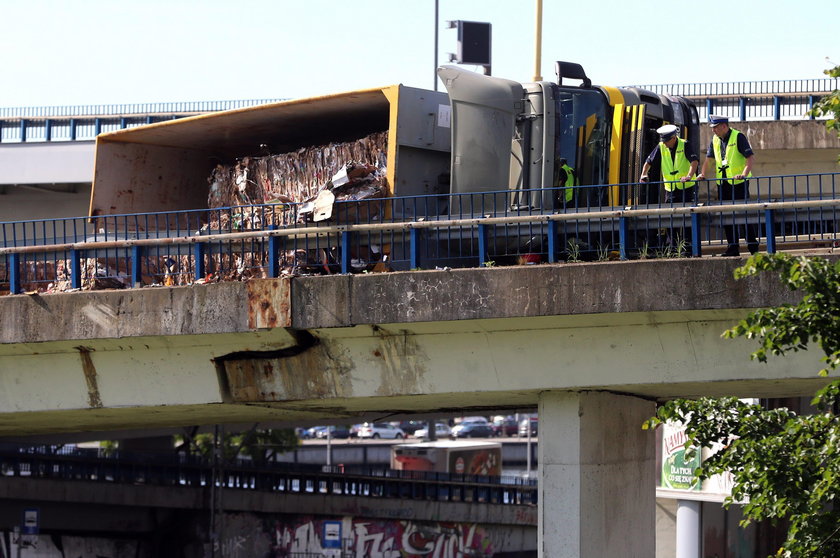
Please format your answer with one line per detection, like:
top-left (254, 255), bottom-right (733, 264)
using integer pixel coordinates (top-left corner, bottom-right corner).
top-left (3, 0), bottom-right (837, 108)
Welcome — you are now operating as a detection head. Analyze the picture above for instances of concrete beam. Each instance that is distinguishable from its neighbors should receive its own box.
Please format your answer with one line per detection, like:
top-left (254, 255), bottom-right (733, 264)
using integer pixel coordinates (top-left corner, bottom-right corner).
top-left (0, 258), bottom-right (833, 436)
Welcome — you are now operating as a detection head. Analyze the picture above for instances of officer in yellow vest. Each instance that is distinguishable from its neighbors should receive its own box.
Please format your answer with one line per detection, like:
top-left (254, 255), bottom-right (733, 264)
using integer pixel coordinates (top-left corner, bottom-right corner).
top-left (697, 115), bottom-right (758, 256)
top-left (639, 124), bottom-right (698, 203)
top-left (554, 158), bottom-right (578, 209)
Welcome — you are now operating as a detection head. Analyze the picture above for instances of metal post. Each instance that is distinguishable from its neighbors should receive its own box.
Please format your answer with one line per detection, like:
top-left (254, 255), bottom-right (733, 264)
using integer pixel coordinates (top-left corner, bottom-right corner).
top-left (433, 0), bottom-right (439, 91)
top-left (45, 119), bottom-right (52, 142)
top-left (71, 249), bottom-right (82, 289)
top-left (268, 231), bottom-right (281, 278)
top-left (19, 119), bottom-right (26, 143)
top-left (478, 223), bottom-right (489, 266)
top-left (764, 209), bottom-right (776, 254)
top-left (340, 231), bottom-right (352, 274)
top-left (9, 253), bottom-right (21, 294)
top-left (773, 95), bottom-right (781, 120)
top-left (69, 119), bottom-right (76, 141)
top-left (194, 242), bottom-right (205, 281)
top-left (131, 246), bottom-right (143, 287)
top-left (691, 214), bottom-right (702, 257)
top-left (533, 0), bottom-right (543, 81)
top-left (739, 97), bottom-right (747, 121)
top-left (547, 220), bottom-right (557, 263)
top-left (618, 216), bottom-right (629, 260)
top-left (410, 228), bottom-right (421, 269)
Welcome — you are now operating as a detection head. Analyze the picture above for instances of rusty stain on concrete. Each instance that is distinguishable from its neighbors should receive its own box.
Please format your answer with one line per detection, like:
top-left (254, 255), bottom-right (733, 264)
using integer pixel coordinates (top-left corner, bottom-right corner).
top-left (247, 279), bottom-right (291, 330)
top-left (218, 336), bottom-right (355, 402)
top-left (76, 346), bottom-right (103, 408)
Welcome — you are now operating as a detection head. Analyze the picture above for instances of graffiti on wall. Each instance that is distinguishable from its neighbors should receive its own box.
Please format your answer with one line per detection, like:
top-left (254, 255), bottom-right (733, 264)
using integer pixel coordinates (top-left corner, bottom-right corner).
top-left (270, 517), bottom-right (494, 557)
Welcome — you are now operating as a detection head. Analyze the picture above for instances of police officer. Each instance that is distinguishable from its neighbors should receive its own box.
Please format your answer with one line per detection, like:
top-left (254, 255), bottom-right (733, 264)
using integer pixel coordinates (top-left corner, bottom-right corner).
top-left (697, 115), bottom-right (758, 256)
top-left (639, 124), bottom-right (699, 203)
top-left (555, 157), bottom-right (578, 209)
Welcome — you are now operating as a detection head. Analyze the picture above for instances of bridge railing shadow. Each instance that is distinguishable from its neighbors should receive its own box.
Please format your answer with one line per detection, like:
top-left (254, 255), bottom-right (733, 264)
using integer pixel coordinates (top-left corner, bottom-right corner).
top-left (1, 172), bottom-right (838, 294)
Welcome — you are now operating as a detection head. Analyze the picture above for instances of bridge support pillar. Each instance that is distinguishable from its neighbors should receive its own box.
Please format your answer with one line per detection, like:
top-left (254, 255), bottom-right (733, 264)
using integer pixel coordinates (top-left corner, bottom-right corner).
top-left (538, 390), bottom-right (655, 558)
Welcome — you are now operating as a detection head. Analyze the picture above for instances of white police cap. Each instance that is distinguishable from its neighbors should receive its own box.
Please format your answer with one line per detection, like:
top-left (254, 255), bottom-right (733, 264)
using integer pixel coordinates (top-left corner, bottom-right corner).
top-left (656, 124), bottom-right (679, 140)
top-left (708, 114), bottom-right (729, 126)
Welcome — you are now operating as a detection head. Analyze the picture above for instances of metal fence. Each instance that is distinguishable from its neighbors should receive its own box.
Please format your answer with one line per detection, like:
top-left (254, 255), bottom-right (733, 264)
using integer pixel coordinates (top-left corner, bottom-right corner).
top-left (0, 98), bottom-right (287, 143)
top-left (1, 173), bottom-right (839, 294)
top-left (630, 78), bottom-right (838, 123)
top-left (0, 444), bottom-right (537, 506)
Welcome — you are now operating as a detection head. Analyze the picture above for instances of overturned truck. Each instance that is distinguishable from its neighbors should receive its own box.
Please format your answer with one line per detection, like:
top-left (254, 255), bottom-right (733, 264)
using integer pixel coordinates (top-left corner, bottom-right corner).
top-left (83, 63), bottom-right (699, 284)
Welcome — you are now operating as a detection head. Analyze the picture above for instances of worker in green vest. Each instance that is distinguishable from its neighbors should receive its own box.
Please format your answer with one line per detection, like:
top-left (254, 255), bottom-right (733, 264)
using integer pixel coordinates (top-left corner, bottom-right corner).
top-left (555, 158), bottom-right (578, 209)
top-left (639, 124), bottom-right (698, 203)
top-left (697, 115), bottom-right (758, 256)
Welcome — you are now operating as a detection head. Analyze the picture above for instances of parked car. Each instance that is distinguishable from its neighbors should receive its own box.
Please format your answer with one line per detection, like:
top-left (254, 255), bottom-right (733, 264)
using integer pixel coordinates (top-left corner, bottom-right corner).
top-left (315, 425), bottom-right (351, 439)
top-left (413, 422), bottom-right (452, 439)
top-left (491, 416), bottom-right (519, 437)
top-left (357, 422), bottom-right (406, 439)
top-left (519, 417), bottom-right (538, 437)
top-left (397, 420), bottom-right (426, 436)
top-left (301, 426), bottom-right (328, 439)
top-left (450, 422), bottom-right (496, 438)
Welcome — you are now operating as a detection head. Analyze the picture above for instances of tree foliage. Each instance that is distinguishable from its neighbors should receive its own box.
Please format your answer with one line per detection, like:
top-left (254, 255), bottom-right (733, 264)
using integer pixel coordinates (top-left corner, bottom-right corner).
top-left (176, 425), bottom-right (300, 465)
top-left (809, 62), bottom-right (840, 161)
top-left (645, 253), bottom-right (840, 557)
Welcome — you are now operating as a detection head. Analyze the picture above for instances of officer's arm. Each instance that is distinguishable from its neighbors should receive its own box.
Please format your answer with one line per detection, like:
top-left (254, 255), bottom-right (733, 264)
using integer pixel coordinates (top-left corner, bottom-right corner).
top-left (734, 154), bottom-right (754, 180)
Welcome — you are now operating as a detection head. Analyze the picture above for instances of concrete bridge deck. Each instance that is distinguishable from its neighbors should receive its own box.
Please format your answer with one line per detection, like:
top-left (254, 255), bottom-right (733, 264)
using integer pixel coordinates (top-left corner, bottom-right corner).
top-left (0, 256), bottom-right (827, 437)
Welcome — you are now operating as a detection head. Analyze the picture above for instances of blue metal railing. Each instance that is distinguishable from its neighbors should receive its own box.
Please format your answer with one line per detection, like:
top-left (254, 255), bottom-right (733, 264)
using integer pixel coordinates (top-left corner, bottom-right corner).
top-left (0, 445), bottom-right (538, 506)
top-left (630, 78), bottom-right (838, 122)
top-left (0, 98), bottom-right (287, 143)
top-left (2, 173), bottom-right (839, 295)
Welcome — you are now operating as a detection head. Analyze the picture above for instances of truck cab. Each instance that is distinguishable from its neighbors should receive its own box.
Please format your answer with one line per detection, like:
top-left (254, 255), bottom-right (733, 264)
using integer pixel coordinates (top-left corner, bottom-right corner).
top-left (438, 62), bottom-right (700, 211)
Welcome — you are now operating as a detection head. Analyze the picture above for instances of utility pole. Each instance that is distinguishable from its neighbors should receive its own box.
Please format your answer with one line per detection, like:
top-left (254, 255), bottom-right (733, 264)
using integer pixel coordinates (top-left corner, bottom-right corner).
top-left (533, 0), bottom-right (543, 81)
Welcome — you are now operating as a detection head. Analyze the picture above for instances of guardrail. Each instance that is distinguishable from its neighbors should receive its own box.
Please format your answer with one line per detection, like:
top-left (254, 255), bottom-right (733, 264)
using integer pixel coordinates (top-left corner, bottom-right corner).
top-left (632, 77), bottom-right (838, 122)
top-left (0, 98), bottom-right (286, 143)
top-left (1, 78), bottom-right (836, 143)
top-left (1, 173), bottom-right (839, 294)
top-left (0, 446), bottom-right (537, 507)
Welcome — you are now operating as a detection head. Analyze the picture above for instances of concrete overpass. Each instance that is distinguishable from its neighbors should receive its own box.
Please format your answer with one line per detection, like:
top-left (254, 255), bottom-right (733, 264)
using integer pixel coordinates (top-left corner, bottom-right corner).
top-left (0, 256), bottom-right (830, 557)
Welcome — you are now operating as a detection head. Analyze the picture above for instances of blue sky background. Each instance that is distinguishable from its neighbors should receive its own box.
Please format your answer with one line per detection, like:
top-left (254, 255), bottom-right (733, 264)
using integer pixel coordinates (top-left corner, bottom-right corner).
top-left (3, 0), bottom-right (837, 107)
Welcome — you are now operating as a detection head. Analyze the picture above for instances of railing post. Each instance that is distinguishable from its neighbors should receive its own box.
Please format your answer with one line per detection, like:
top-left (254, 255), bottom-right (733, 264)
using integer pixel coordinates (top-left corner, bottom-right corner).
top-left (410, 228), bottom-right (421, 269)
top-left (69, 118), bottom-right (77, 140)
top-left (268, 230), bottom-right (281, 278)
top-left (808, 95), bottom-right (817, 119)
top-left (8, 253), bottom-right (21, 294)
top-left (194, 242), bottom-right (205, 281)
top-left (691, 214), bottom-right (702, 257)
top-left (477, 223), bottom-right (489, 266)
top-left (45, 119), bottom-right (52, 142)
top-left (705, 98), bottom-right (713, 117)
top-left (739, 97), bottom-right (747, 121)
top-left (19, 119), bottom-right (27, 142)
top-left (773, 96), bottom-right (781, 121)
top-left (71, 249), bottom-right (82, 290)
top-left (94, 118), bottom-right (102, 137)
top-left (120, 117), bottom-right (128, 129)
top-left (618, 217), bottom-right (629, 260)
top-left (547, 220), bottom-right (557, 263)
top-left (340, 231), bottom-right (352, 274)
top-left (131, 246), bottom-right (143, 287)
top-left (764, 209), bottom-right (776, 254)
